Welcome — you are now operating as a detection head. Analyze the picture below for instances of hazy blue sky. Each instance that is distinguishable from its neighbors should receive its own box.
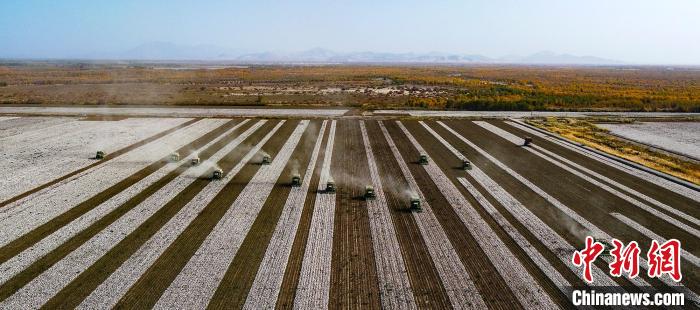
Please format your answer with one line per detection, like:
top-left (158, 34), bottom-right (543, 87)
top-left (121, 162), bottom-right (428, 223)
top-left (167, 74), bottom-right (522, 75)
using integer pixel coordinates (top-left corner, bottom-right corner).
top-left (1, 0), bottom-right (698, 64)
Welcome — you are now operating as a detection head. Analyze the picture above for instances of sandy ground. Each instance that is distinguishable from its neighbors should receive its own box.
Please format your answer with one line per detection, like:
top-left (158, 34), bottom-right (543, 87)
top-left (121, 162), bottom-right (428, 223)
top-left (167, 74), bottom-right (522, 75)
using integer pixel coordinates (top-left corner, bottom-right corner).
top-left (598, 122), bottom-right (700, 160)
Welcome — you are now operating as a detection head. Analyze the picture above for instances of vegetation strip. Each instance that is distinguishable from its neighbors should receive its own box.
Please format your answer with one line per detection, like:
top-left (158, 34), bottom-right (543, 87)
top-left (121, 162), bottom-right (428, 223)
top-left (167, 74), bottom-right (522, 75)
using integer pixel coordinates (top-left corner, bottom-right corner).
top-left (0, 117), bottom-right (200, 208)
top-left (436, 121), bottom-right (700, 302)
top-left (154, 120), bottom-right (308, 309)
top-left (292, 121), bottom-right (338, 309)
top-left (0, 119), bottom-right (258, 308)
top-left (401, 121), bottom-right (556, 309)
top-left (378, 121), bottom-right (485, 308)
top-left (477, 121), bottom-right (700, 235)
top-left (610, 213), bottom-right (700, 268)
top-left (0, 119), bottom-right (250, 287)
top-left (507, 120), bottom-right (700, 202)
top-left (0, 119), bottom-right (222, 248)
top-left (359, 121), bottom-right (418, 309)
top-left (243, 120), bottom-right (328, 309)
top-left (73, 120), bottom-right (267, 309)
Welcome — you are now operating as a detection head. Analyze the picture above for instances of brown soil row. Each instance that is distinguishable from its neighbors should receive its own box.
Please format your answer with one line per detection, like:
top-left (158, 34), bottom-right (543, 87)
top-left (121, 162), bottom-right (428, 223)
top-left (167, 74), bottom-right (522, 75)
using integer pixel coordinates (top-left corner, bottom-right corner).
top-left (435, 120), bottom-right (670, 291)
top-left (275, 123), bottom-right (330, 307)
top-left (364, 121), bottom-right (452, 309)
top-left (0, 118), bottom-right (202, 209)
top-left (113, 120), bottom-right (295, 308)
top-left (329, 120), bottom-right (382, 309)
top-left (207, 120), bottom-right (323, 309)
top-left (0, 119), bottom-right (244, 302)
top-left (39, 119), bottom-right (263, 308)
top-left (390, 121), bottom-right (526, 308)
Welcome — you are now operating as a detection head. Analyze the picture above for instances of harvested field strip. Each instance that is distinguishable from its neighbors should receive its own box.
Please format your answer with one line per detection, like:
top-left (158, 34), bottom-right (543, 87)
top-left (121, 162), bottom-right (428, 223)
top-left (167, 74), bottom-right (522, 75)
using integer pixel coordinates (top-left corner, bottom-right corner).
top-left (0, 117), bottom-right (74, 139)
top-left (401, 121), bottom-right (556, 309)
top-left (367, 121), bottom-right (452, 308)
top-left (69, 120), bottom-right (267, 309)
top-left (0, 119), bottom-right (252, 288)
top-left (0, 119), bottom-right (222, 247)
top-left (208, 120), bottom-right (322, 309)
top-left (0, 119), bottom-right (262, 308)
top-left (610, 213), bottom-right (700, 268)
top-left (436, 121), bottom-right (700, 301)
top-left (378, 121), bottom-right (485, 308)
top-left (291, 121), bottom-right (338, 309)
top-left (457, 177), bottom-right (572, 300)
top-left (243, 120), bottom-right (327, 309)
top-left (359, 121), bottom-right (417, 309)
top-left (477, 121), bottom-right (700, 236)
top-left (0, 117), bottom-right (200, 208)
top-left (328, 120), bottom-right (381, 309)
top-left (0, 117), bottom-right (190, 202)
top-left (507, 120), bottom-right (700, 203)
top-left (154, 120), bottom-right (308, 309)
top-left (114, 120), bottom-right (287, 309)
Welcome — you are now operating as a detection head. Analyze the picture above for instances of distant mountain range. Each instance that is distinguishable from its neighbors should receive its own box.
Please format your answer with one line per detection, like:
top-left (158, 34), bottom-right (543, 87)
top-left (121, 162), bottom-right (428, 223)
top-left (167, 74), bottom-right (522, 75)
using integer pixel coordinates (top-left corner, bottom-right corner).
top-left (62, 42), bottom-right (625, 65)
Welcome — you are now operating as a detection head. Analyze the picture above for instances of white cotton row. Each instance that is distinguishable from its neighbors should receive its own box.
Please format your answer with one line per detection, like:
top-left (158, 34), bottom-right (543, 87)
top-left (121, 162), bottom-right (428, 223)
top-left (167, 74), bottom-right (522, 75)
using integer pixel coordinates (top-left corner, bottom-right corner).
top-left (0, 120), bottom-right (259, 308)
top-left (405, 121), bottom-right (556, 309)
top-left (0, 119), bottom-right (253, 287)
top-left (436, 121), bottom-right (700, 301)
top-left (457, 177), bottom-right (572, 299)
top-left (154, 120), bottom-right (308, 310)
top-left (378, 121), bottom-right (486, 309)
top-left (77, 120), bottom-right (275, 309)
top-left (360, 121), bottom-right (417, 310)
top-left (506, 120), bottom-right (700, 202)
top-left (610, 213), bottom-right (700, 268)
top-left (293, 121), bottom-right (337, 309)
top-left (0, 117), bottom-right (190, 202)
top-left (0, 106), bottom-right (349, 118)
top-left (0, 116), bottom-right (19, 122)
top-left (0, 119), bottom-right (227, 248)
top-left (476, 120), bottom-right (700, 298)
top-left (244, 120), bottom-right (328, 309)
top-left (476, 121), bottom-right (700, 236)
top-left (0, 117), bottom-right (74, 139)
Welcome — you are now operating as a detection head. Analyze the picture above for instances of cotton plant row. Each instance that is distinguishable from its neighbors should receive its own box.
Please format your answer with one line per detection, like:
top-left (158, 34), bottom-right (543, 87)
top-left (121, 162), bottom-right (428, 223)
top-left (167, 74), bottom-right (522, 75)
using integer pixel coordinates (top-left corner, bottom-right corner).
top-left (438, 121), bottom-right (700, 301)
top-left (378, 121), bottom-right (485, 309)
top-left (456, 176), bottom-right (571, 300)
top-left (245, 120), bottom-right (329, 309)
top-left (598, 122), bottom-right (700, 160)
top-left (0, 116), bottom-right (19, 122)
top-left (507, 120), bottom-right (700, 202)
top-left (155, 120), bottom-right (309, 309)
top-left (477, 121), bottom-right (700, 236)
top-left (0, 106), bottom-right (349, 118)
top-left (0, 119), bottom-right (262, 308)
top-left (610, 212), bottom-right (700, 268)
top-left (0, 120), bottom-right (255, 290)
top-left (403, 121), bottom-right (555, 309)
top-left (0, 119), bottom-right (227, 248)
top-left (359, 121), bottom-right (418, 310)
top-left (78, 120), bottom-right (276, 309)
top-left (0, 117), bottom-right (73, 139)
top-left (293, 121), bottom-right (337, 309)
top-left (461, 165), bottom-right (619, 287)
top-left (0, 117), bottom-right (188, 202)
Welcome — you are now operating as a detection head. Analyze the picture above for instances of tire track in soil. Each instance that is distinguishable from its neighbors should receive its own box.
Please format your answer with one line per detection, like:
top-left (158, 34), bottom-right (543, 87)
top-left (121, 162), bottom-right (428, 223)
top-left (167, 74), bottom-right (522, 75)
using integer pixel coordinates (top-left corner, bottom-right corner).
top-left (113, 120), bottom-right (294, 309)
top-left (389, 121), bottom-right (523, 309)
top-left (0, 118), bottom-right (201, 209)
top-left (364, 121), bottom-right (451, 309)
top-left (207, 120), bottom-right (322, 309)
top-left (0, 119), bottom-right (242, 266)
top-left (273, 122), bottom-right (329, 308)
top-left (0, 119), bottom-right (243, 302)
top-left (329, 120), bottom-right (382, 309)
top-left (37, 119), bottom-right (265, 308)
